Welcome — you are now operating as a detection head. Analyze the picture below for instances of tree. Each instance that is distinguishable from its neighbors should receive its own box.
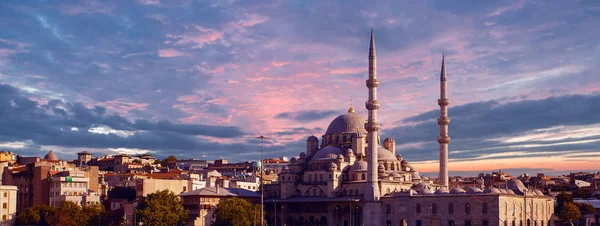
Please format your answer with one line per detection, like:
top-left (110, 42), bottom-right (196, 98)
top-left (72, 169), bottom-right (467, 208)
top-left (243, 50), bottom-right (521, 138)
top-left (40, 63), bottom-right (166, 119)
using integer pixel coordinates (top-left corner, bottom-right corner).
top-left (214, 197), bottom-right (263, 226)
top-left (136, 190), bottom-right (188, 226)
top-left (162, 155), bottom-right (177, 164)
top-left (575, 202), bottom-right (595, 215)
top-left (48, 201), bottom-right (87, 226)
top-left (559, 202), bottom-right (582, 225)
top-left (16, 204), bottom-right (54, 225)
top-left (83, 202), bottom-right (105, 225)
top-left (555, 192), bottom-right (573, 213)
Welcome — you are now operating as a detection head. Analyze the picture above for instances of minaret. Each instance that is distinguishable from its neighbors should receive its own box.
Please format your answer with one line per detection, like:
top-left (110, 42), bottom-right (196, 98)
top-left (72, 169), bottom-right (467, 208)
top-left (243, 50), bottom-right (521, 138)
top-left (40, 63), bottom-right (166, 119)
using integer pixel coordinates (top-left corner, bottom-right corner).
top-left (365, 28), bottom-right (380, 201)
top-left (437, 54), bottom-right (451, 187)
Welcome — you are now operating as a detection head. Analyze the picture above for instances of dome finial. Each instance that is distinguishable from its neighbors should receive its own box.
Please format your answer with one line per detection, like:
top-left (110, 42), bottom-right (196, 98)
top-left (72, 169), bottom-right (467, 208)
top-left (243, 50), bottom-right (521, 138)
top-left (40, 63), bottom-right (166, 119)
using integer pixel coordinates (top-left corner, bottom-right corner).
top-left (348, 97), bottom-right (354, 113)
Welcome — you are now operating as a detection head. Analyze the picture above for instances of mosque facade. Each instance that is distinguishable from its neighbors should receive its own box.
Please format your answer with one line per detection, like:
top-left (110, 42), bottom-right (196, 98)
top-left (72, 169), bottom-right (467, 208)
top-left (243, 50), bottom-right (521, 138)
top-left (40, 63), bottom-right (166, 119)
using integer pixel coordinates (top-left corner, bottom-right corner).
top-left (264, 29), bottom-right (554, 226)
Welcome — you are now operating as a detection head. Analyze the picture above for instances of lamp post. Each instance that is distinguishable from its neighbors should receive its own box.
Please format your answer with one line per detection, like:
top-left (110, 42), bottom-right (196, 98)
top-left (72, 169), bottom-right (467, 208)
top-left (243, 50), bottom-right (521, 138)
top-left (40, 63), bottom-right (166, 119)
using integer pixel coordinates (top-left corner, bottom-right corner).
top-left (258, 135), bottom-right (267, 226)
top-left (281, 205), bottom-right (285, 226)
top-left (274, 199), bottom-right (277, 226)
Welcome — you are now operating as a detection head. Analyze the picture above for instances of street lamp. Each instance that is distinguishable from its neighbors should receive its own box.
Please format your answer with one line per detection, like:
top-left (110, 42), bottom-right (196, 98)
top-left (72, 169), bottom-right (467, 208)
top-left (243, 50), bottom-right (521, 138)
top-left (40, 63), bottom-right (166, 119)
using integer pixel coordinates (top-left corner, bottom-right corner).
top-left (281, 205), bottom-right (285, 226)
top-left (257, 135), bottom-right (267, 226)
top-left (274, 199), bottom-right (277, 226)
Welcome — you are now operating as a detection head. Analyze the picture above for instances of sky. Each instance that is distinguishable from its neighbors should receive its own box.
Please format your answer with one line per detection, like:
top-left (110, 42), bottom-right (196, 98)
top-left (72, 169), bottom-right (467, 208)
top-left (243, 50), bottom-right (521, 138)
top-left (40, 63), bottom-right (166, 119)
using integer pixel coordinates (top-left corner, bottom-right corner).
top-left (0, 0), bottom-right (599, 177)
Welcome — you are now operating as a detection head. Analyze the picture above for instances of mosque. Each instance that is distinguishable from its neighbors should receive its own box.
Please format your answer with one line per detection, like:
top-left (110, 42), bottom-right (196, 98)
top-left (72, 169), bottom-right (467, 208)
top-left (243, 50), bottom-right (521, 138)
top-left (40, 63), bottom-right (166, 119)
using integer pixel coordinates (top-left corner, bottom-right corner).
top-left (264, 29), bottom-right (554, 226)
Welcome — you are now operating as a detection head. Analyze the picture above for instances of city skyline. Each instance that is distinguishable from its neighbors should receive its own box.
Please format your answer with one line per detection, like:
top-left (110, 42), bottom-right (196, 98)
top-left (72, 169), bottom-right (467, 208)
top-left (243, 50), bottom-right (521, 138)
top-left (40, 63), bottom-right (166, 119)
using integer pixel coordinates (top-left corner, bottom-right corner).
top-left (1, 0), bottom-right (599, 176)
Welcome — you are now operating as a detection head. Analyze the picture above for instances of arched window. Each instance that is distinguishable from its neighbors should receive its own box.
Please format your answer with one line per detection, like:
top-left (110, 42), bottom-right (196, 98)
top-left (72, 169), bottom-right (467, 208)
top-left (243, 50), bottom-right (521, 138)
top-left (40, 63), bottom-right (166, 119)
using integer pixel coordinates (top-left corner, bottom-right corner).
top-left (448, 203), bottom-right (454, 214)
top-left (416, 203), bottom-right (421, 214)
top-left (312, 189), bottom-right (317, 196)
top-left (320, 174), bottom-right (323, 181)
top-left (309, 175), bottom-right (312, 182)
top-left (319, 190), bottom-right (325, 196)
top-left (352, 174), bottom-right (357, 181)
top-left (482, 202), bottom-right (488, 214)
top-left (432, 203), bottom-right (437, 215)
top-left (386, 204), bottom-right (391, 214)
top-left (361, 174), bottom-right (366, 180)
top-left (465, 203), bottom-right (471, 215)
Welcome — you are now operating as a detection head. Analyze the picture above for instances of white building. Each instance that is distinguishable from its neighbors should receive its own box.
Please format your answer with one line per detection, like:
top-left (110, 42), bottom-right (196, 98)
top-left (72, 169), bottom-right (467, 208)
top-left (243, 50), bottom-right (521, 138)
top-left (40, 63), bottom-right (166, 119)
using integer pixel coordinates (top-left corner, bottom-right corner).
top-left (0, 185), bottom-right (17, 225)
top-left (49, 172), bottom-right (100, 207)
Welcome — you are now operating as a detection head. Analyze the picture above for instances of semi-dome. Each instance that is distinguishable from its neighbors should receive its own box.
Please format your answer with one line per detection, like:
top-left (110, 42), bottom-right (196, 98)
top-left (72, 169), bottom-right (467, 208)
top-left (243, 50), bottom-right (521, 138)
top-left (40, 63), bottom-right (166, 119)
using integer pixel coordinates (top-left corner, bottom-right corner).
top-left (507, 179), bottom-right (527, 194)
top-left (505, 189), bottom-right (516, 195)
top-left (377, 147), bottom-right (398, 161)
top-left (533, 189), bottom-right (544, 196)
top-left (350, 161), bottom-right (368, 171)
top-left (312, 146), bottom-right (345, 160)
top-left (307, 135), bottom-right (318, 141)
top-left (389, 172), bottom-right (402, 178)
top-left (44, 150), bottom-right (59, 161)
top-left (325, 112), bottom-right (367, 135)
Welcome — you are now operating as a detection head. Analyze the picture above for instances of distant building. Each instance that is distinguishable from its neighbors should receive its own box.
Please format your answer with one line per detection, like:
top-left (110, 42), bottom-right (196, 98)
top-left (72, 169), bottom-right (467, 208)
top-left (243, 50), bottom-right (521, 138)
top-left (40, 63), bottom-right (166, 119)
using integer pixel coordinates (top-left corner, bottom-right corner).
top-left (0, 185), bottom-right (17, 225)
top-left (49, 170), bottom-right (101, 207)
top-left (0, 152), bottom-right (15, 164)
top-left (76, 151), bottom-right (93, 167)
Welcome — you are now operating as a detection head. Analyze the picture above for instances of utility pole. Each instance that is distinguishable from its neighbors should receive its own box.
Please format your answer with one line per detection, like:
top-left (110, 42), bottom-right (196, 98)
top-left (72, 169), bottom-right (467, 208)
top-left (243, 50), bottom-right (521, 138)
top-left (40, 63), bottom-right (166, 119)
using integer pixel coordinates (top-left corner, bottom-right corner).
top-left (258, 135), bottom-right (267, 226)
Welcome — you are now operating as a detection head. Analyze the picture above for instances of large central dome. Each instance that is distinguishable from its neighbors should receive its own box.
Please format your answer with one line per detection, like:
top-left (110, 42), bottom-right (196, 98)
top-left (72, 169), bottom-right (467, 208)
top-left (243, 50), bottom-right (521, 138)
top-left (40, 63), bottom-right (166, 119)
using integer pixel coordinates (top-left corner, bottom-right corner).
top-left (325, 110), bottom-right (367, 135)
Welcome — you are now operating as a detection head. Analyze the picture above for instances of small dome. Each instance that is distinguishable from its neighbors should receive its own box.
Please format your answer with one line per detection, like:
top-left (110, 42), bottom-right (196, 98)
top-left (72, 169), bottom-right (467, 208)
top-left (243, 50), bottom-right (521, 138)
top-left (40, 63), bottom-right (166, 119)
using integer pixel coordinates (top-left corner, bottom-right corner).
top-left (325, 112), bottom-right (367, 135)
top-left (498, 188), bottom-right (507, 194)
top-left (290, 157), bottom-right (297, 163)
top-left (329, 162), bottom-right (337, 169)
top-left (450, 187), bottom-right (466, 194)
top-left (505, 189), bottom-right (516, 195)
top-left (507, 179), bottom-right (527, 194)
top-left (282, 166), bottom-right (290, 171)
top-left (466, 187), bottom-right (482, 193)
top-left (421, 187), bottom-right (434, 194)
top-left (346, 149), bottom-right (354, 156)
top-left (337, 154), bottom-right (344, 159)
top-left (312, 146), bottom-right (345, 160)
top-left (378, 164), bottom-right (385, 169)
top-left (396, 154), bottom-right (402, 160)
top-left (401, 160), bottom-right (408, 166)
top-left (299, 152), bottom-right (306, 157)
top-left (434, 187), bottom-right (449, 194)
top-left (384, 137), bottom-right (395, 142)
top-left (483, 187), bottom-right (501, 194)
top-left (307, 136), bottom-right (318, 141)
top-left (44, 150), bottom-right (59, 161)
top-left (409, 189), bottom-right (418, 195)
top-left (350, 161), bottom-right (368, 171)
top-left (253, 161), bottom-right (262, 167)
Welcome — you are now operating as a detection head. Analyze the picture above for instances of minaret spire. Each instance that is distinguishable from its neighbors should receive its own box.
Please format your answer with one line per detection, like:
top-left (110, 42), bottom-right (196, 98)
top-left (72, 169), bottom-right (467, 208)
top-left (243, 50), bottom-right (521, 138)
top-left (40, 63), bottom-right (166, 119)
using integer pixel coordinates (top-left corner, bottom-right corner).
top-left (365, 27), bottom-right (380, 201)
top-left (438, 54), bottom-right (451, 187)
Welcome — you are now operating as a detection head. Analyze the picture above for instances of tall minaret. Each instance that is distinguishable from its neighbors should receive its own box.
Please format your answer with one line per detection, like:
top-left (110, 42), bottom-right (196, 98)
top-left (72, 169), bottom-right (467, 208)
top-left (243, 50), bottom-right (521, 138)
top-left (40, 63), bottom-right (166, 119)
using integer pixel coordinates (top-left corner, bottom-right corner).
top-left (438, 54), bottom-right (451, 187)
top-left (365, 28), bottom-right (381, 201)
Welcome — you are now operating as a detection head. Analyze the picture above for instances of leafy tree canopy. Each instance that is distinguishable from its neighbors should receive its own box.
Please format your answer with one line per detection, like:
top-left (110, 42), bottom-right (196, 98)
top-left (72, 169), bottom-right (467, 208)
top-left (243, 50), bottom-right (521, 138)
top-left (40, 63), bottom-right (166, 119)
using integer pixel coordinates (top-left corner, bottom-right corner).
top-left (136, 190), bottom-right (188, 226)
top-left (214, 197), bottom-right (263, 226)
top-left (559, 202), bottom-right (582, 223)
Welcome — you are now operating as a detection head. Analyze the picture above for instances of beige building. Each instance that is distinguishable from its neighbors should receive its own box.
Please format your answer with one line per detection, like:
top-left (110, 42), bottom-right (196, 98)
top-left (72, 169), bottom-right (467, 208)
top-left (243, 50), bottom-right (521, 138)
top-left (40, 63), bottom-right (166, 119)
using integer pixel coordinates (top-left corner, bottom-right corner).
top-left (0, 185), bottom-right (17, 225)
top-left (135, 178), bottom-right (205, 198)
top-left (180, 186), bottom-right (260, 226)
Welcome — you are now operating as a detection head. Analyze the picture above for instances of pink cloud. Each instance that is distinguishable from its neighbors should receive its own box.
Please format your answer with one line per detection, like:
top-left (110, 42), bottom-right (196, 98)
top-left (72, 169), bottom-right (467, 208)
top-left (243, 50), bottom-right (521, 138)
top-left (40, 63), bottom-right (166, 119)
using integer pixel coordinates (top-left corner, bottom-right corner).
top-left (271, 61), bottom-right (289, 67)
top-left (97, 99), bottom-right (149, 115)
top-left (487, 0), bottom-right (525, 17)
top-left (329, 67), bottom-right (366, 75)
top-left (158, 49), bottom-right (188, 57)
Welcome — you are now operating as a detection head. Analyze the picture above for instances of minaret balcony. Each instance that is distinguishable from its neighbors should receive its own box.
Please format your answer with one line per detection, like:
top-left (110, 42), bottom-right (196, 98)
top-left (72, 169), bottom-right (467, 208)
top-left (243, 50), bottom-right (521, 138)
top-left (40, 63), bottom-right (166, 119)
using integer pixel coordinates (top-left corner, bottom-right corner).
top-left (437, 136), bottom-right (451, 144)
top-left (437, 117), bottom-right (450, 125)
top-left (438, 98), bottom-right (450, 106)
top-left (365, 100), bottom-right (380, 110)
top-left (365, 122), bottom-right (380, 132)
top-left (366, 79), bottom-right (379, 88)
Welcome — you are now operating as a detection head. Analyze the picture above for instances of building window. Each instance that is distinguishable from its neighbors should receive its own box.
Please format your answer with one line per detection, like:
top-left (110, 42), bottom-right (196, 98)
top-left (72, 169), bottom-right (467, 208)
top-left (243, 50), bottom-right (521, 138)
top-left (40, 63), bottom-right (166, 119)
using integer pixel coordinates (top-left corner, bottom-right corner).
top-left (416, 220), bottom-right (422, 226)
top-left (320, 174), bottom-right (323, 181)
top-left (2, 203), bottom-right (6, 209)
top-left (465, 221), bottom-right (471, 226)
top-left (465, 203), bottom-right (471, 215)
top-left (416, 203), bottom-right (421, 214)
top-left (448, 203), bottom-right (454, 214)
top-left (361, 174), bottom-right (366, 180)
top-left (309, 175), bottom-right (312, 181)
top-left (483, 220), bottom-right (489, 226)
top-left (386, 204), bottom-right (391, 214)
top-left (3, 192), bottom-right (6, 197)
top-left (2, 215), bottom-right (6, 220)
top-left (448, 220), bottom-right (455, 226)
top-left (482, 202), bottom-right (488, 214)
top-left (432, 203), bottom-right (437, 215)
